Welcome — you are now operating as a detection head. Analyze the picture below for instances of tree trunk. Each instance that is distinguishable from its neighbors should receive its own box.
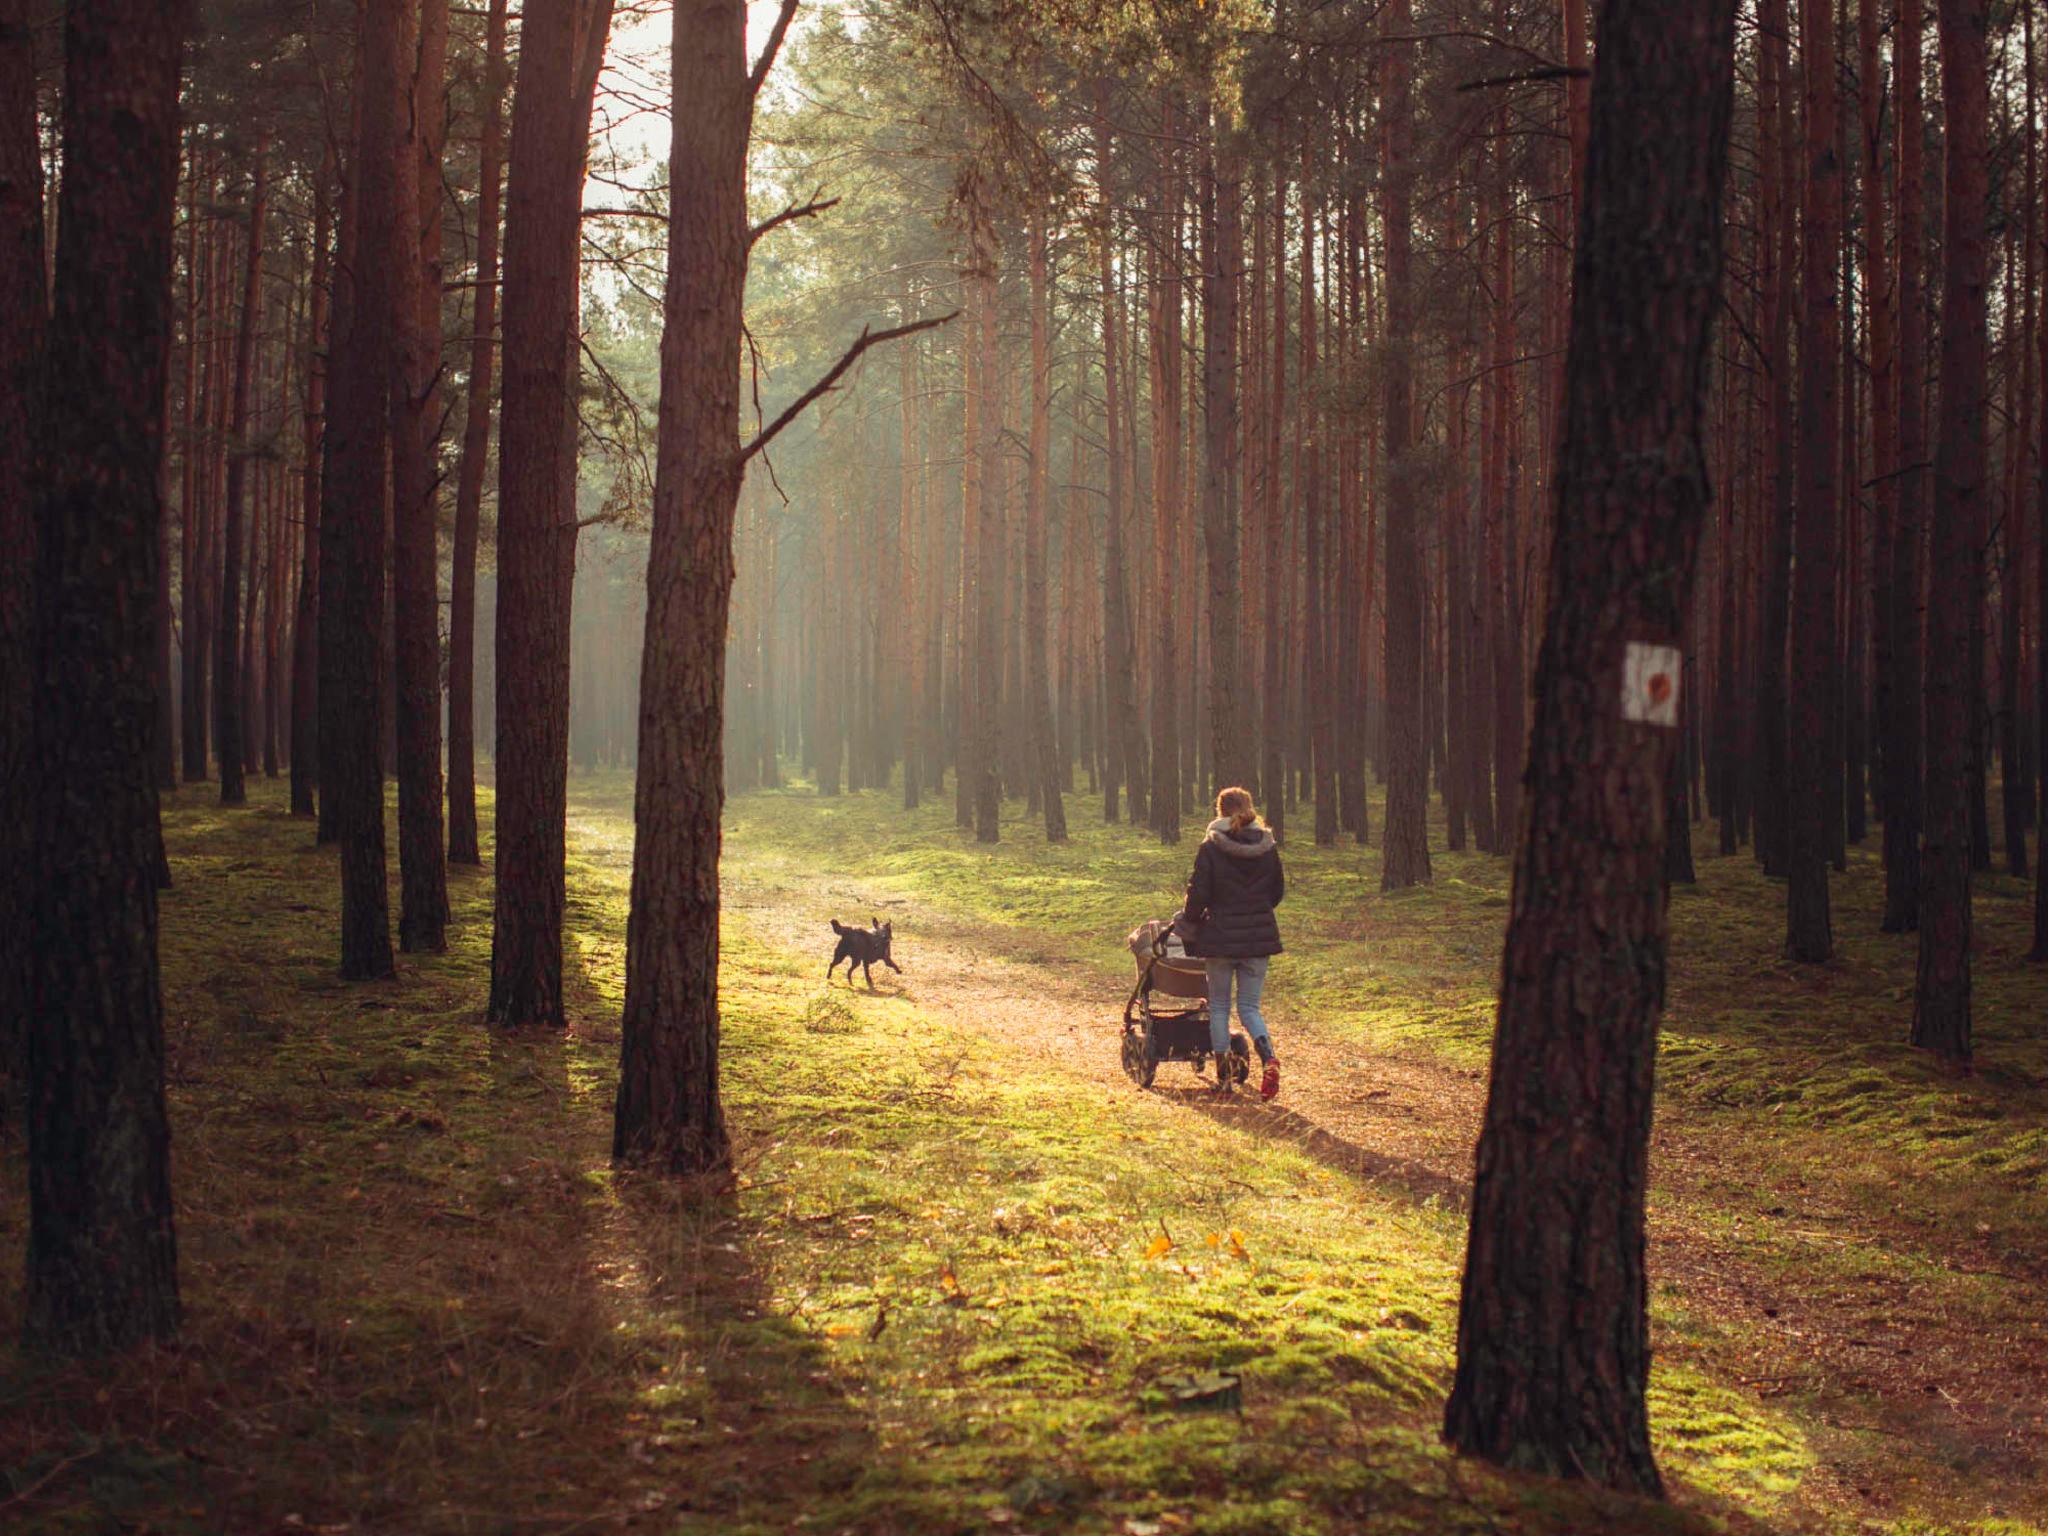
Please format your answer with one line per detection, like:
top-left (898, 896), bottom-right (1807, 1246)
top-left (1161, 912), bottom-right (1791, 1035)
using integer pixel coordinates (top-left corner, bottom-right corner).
top-left (1887, 0), bottom-right (1928, 930)
top-left (393, 0), bottom-right (449, 950)
top-left (1913, 0), bottom-right (1987, 1062)
top-left (177, 165), bottom-right (207, 784)
top-left (447, 0), bottom-right (506, 866)
top-left (489, 0), bottom-right (613, 1025)
top-left (291, 153), bottom-right (333, 819)
top-left (1786, 0), bottom-right (1843, 961)
top-left (1485, 124), bottom-right (1526, 842)
top-left (0, 0), bottom-right (44, 1112)
top-left (328, 0), bottom-right (402, 980)
top-left (1301, 184), bottom-right (1336, 847)
top-left (1260, 157), bottom-right (1288, 845)
top-left (1201, 121), bottom-right (1246, 800)
top-left (1755, 0), bottom-right (1797, 878)
top-left (1860, 0), bottom-right (1900, 897)
top-left (901, 324), bottom-right (924, 810)
top-left (612, 0), bottom-right (745, 1174)
top-left (1094, 101), bottom-right (1140, 828)
top-left (1999, 186), bottom-right (2033, 876)
top-left (2034, 0), bottom-right (2048, 959)
top-left (1380, 0), bottom-right (1431, 891)
top-left (970, 195), bottom-right (1003, 844)
top-left (215, 145), bottom-right (267, 809)
top-left (1444, 0), bottom-right (1736, 1488)
top-left (1147, 128), bottom-right (1182, 846)
top-left (1026, 216), bottom-right (1067, 841)
top-left (155, 355), bottom-right (177, 796)
top-left (26, 0), bottom-right (189, 1353)
top-left (319, 59), bottom-right (365, 847)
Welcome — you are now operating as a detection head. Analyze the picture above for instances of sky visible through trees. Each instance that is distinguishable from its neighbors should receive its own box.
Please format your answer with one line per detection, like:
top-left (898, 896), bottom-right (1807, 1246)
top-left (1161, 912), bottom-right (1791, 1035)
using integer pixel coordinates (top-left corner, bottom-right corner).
top-left (3, 0), bottom-right (2048, 1527)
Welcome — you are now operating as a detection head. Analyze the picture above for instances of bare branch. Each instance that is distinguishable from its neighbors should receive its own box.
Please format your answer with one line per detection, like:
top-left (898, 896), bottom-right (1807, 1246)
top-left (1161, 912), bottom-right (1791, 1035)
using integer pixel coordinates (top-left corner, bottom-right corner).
top-left (749, 193), bottom-right (841, 248)
top-left (740, 312), bottom-right (958, 465)
top-left (748, 0), bottom-right (801, 102)
top-left (1456, 65), bottom-right (1589, 92)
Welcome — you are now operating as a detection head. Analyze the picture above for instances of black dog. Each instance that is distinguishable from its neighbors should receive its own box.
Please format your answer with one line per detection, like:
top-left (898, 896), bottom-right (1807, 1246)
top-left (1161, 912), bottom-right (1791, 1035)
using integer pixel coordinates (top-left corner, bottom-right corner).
top-left (827, 917), bottom-right (901, 989)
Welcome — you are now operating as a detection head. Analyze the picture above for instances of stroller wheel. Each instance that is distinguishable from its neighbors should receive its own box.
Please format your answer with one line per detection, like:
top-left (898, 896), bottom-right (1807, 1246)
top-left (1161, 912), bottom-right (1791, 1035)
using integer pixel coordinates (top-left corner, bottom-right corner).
top-left (1121, 1028), bottom-right (1156, 1088)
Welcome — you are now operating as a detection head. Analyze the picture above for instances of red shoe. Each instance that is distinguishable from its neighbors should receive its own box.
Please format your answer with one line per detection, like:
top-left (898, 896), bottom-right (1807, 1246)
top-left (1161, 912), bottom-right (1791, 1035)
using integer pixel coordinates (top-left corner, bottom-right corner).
top-left (1259, 1060), bottom-right (1280, 1101)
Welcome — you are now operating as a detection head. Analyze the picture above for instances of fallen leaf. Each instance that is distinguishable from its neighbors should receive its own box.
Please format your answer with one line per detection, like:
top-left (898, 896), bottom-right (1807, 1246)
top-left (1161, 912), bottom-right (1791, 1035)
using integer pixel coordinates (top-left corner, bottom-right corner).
top-left (1143, 1234), bottom-right (1173, 1261)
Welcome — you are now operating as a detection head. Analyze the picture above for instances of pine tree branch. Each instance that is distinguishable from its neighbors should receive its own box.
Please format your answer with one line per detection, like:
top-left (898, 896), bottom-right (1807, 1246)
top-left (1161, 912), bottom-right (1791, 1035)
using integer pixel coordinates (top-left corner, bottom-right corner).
top-left (740, 312), bottom-right (958, 465)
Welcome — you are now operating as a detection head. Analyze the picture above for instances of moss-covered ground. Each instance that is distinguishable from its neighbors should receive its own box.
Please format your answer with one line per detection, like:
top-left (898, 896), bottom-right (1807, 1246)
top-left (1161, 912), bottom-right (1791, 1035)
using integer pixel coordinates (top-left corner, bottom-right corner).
top-left (0, 771), bottom-right (2040, 1535)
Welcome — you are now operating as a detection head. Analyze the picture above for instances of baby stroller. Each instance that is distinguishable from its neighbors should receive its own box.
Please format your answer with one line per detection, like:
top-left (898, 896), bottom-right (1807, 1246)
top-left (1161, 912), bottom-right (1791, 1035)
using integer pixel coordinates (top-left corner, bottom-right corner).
top-left (1121, 918), bottom-right (1252, 1089)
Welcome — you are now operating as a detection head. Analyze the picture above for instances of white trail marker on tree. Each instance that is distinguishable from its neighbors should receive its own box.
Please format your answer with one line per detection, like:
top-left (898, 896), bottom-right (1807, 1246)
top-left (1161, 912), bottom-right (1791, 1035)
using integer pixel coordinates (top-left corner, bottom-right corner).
top-left (1621, 642), bottom-right (1682, 727)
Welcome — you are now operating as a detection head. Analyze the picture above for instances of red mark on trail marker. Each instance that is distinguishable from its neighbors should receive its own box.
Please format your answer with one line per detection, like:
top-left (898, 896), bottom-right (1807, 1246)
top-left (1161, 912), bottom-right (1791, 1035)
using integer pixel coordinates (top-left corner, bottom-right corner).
top-left (1622, 643), bottom-right (1682, 727)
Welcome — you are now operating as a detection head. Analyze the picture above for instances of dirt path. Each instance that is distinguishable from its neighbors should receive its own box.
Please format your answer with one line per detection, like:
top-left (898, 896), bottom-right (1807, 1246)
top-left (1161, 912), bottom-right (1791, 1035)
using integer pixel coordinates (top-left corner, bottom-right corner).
top-left (721, 858), bottom-right (2048, 1531)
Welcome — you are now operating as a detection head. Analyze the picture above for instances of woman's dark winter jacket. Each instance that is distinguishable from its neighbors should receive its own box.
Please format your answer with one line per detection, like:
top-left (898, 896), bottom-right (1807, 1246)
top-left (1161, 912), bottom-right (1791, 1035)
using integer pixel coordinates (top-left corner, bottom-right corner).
top-left (1182, 819), bottom-right (1285, 959)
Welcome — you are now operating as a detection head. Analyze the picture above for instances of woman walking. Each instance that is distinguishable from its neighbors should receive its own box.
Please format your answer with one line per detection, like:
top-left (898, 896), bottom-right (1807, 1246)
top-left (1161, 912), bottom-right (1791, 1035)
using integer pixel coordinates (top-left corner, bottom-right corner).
top-left (1181, 786), bottom-right (1284, 1099)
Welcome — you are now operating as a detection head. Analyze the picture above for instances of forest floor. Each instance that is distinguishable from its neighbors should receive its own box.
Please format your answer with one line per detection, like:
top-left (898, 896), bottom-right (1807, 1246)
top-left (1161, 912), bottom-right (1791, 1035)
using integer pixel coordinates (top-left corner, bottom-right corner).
top-left (2, 773), bottom-right (2044, 1536)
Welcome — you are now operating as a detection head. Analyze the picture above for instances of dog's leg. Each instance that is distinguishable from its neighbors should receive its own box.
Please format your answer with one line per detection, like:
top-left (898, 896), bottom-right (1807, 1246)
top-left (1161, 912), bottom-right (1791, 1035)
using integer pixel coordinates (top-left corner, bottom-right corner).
top-left (883, 956), bottom-right (902, 973)
top-left (862, 959), bottom-right (875, 990)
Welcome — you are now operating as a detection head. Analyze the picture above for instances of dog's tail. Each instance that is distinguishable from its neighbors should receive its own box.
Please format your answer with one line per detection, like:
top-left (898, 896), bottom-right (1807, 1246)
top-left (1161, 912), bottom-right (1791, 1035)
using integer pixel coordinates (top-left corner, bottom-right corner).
top-left (830, 919), bottom-right (850, 937)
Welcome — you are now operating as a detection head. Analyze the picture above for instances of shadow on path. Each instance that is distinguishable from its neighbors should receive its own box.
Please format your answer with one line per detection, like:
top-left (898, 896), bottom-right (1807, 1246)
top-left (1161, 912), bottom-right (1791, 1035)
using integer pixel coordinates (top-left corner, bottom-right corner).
top-left (1159, 1086), bottom-right (1471, 1211)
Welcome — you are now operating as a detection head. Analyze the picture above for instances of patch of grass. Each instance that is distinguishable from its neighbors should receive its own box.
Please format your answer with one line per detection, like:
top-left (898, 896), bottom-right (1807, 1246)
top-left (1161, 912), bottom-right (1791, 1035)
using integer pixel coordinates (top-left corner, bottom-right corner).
top-left (1, 771), bottom-right (2039, 1535)
top-left (721, 778), bottom-right (2048, 1248)
top-left (711, 770), bottom-right (2048, 1533)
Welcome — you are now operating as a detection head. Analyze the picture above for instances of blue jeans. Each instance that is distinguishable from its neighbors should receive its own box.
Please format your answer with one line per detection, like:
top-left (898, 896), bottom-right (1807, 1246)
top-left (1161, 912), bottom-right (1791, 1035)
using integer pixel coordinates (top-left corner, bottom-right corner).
top-left (1206, 956), bottom-right (1274, 1062)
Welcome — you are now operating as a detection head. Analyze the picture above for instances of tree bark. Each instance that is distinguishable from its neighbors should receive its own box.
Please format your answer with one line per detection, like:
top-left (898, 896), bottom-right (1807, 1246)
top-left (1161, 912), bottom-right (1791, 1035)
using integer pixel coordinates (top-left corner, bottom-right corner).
top-left (1755, 0), bottom-right (1797, 878)
top-left (291, 153), bottom-right (333, 819)
top-left (393, 0), bottom-right (449, 950)
top-left (612, 0), bottom-right (746, 1174)
top-left (1786, 0), bottom-right (1843, 961)
top-left (0, 0), bottom-right (45, 1113)
top-left (447, 0), bottom-right (507, 866)
top-left (328, 0), bottom-right (403, 980)
top-left (1201, 120), bottom-right (1246, 801)
top-left (26, 0), bottom-right (190, 1354)
top-left (177, 164), bottom-right (207, 784)
top-left (1485, 123), bottom-right (1526, 842)
top-left (318, 61), bottom-right (365, 848)
top-left (1094, 96), bottom-right (1142, 827)
top-left (1860, 0), bottom-right (1902, 901)
top-left (969, 190), bottom-right (1003, 844)
top-left (214, 144), bottom-right (267, 809)
top-left (1999, 147), bottom-right (2033, 877)
top-left (1026, 216), bottom-right (1067, 841)
top-left (1887, 0), bottom-right (1927, 930)
top-left (1443, 0), bottom-right (1736, 1488)
top-left (489, 0), bottom-right (613, 1025)
top-left (1147, 125), bottom-right (1182, 846)
top-left (901, 323), bottom-right (924, 810)
top-left (1912, 0), bottom-right (1987, 1062)
top-left (2034, 0), bottom-right (2048, 960)
top-left (1301, 183), bottom-right (1336, 848)
top-left (1380, 0), bottom-right (1431, 891)
top-left (1260, 157), bottom-right (1288, 845)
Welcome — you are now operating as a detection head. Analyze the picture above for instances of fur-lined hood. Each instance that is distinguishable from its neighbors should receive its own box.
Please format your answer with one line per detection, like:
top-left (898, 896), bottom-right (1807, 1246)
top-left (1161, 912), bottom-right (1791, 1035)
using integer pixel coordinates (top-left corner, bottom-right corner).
top-left (1204, 818), bottom-right (1276, 858)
